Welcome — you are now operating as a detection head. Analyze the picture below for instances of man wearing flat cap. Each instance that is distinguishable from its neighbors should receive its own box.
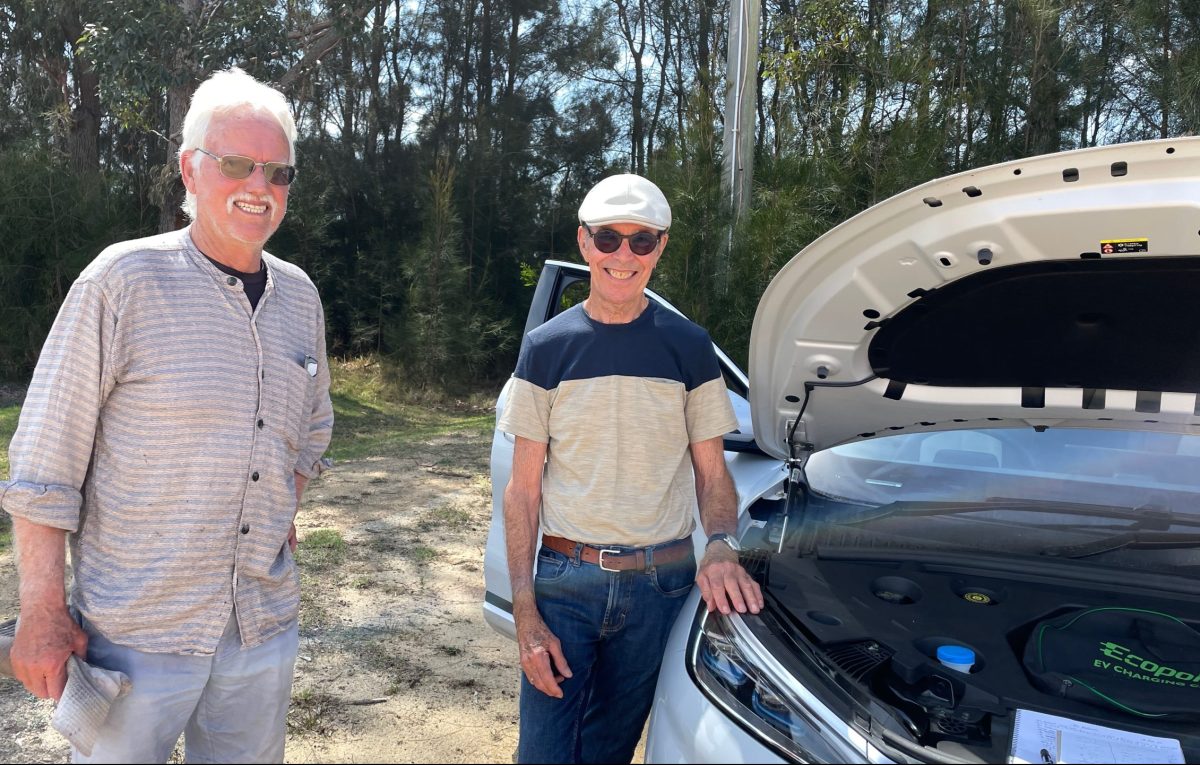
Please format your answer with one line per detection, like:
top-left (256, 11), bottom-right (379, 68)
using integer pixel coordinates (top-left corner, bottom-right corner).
top-left (499, 173), bottom-right (763, 763)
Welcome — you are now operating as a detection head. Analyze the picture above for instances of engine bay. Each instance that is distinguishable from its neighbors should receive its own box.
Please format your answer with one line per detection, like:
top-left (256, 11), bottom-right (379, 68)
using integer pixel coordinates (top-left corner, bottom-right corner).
top-left (760, 548), bottom-right (1200, 762)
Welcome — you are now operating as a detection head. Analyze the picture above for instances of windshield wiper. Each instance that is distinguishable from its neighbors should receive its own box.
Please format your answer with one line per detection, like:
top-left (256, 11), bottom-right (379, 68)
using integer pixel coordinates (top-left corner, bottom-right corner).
top-left (1042, 531), bottom-right (1200, 559)
top-left (840, 498), bottom-right (1200, 528)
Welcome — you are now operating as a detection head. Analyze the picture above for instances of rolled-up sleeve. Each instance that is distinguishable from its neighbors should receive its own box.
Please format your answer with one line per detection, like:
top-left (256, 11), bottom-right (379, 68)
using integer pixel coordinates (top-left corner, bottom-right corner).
top-left (294, 305), bottom-right (334, 479)
top-left (1, 279), bottom-right (117, 531)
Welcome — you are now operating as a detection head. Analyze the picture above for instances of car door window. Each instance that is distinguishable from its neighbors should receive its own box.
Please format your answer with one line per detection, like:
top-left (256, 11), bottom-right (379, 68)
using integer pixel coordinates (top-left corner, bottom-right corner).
top-left (558, 280), bottom-right (588, 313)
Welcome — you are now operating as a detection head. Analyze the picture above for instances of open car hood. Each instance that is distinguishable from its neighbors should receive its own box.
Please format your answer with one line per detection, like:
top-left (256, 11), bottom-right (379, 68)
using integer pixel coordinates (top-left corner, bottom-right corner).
top-left (749, 138), bottom-right (1200, 461)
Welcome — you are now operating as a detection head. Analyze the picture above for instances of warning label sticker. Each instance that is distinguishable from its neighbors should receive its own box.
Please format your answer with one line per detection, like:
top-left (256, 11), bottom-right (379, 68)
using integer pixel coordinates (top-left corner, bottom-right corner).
top-left (1100, 238), bottom-right (1149, 254)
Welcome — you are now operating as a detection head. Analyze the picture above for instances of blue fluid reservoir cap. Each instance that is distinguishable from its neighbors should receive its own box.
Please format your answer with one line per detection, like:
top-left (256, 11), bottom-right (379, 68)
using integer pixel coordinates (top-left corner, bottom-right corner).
top-left (937, 645), bottom-right (975, 666)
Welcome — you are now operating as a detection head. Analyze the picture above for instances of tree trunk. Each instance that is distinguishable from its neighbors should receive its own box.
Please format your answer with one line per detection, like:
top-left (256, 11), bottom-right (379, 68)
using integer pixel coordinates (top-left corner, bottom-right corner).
top-left (39, 2), bottom-right (102, 175)
top-left (647, 0), bottom-right (671, 162)
top-left (1024, 0), bottom-right (1064, 156)
top-left (64, 10), bottom-right (100, 174)
top-left (479, 0), bottom-right (493, 109)
top-left (697, 0), bottom-right (712, 114)
top-left (365, 1), bottom-right (387, 162)
top-left (159, 0), bottom-right (202, 232)
top-left (984, 0), bottom-right (1018, 159)
top-left (614, 0), bottom-right (648, 173)
top-left (1160, 1), bottom-right (1172, 139)
top-left (855, 0), bottom-right (884, 148)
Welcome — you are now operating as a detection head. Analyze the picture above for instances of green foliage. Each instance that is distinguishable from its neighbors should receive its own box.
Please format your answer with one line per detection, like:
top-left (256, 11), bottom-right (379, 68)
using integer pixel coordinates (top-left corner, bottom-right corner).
top-left (389, 159), bottom-right (512, 386)
top-left (348, 574), bottom-right (374, 590)
top-left (519, 262), bottom-right (539, 288)
top-left (2, 395), bottom-right (23, 554)
top-left (650, 129), bottom-right (848, 366)
top-left (296, 528), bottom-right (346, 568)
top-left (421, 504), bottom-right (473, 531)
top-left (0, 145), bottom-right (151, 379)
top-left (0, 397), bottom-right (12, 552)
top-left (0, 404), bottom-right (19, 480)
top-left (1, 0), bottom-right (1198, 390)
top-left (325, 357), bottom-right (495, 463)
top-left (405, 545), bottom-right (438, 564)
top-left (81, 0), bottom-right (289, 130)
top-left (287, 689), bottom-right (336, 735)
top-left (646, 109), bottom-right (730, 336)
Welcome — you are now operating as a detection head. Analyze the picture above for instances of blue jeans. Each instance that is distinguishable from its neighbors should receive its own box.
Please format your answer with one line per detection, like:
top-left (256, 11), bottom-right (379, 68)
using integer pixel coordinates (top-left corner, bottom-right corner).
top-left (517, 541), bottom-right (696, 764)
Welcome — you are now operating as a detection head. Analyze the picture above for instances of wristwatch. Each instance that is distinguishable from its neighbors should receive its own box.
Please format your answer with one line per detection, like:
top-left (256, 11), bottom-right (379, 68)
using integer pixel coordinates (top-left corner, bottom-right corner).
top-left (706, 532), bottom-right (740, 553)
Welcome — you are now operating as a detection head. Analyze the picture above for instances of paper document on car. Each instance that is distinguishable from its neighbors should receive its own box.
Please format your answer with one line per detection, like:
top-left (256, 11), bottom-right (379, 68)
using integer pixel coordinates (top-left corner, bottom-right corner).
top-left (1008, 708), bottom-right (1183, 764)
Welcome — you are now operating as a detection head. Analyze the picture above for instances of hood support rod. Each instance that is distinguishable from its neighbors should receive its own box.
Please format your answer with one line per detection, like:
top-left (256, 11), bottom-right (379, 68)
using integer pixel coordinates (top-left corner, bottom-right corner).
top-left (779, 376), bottom-right (879, 553)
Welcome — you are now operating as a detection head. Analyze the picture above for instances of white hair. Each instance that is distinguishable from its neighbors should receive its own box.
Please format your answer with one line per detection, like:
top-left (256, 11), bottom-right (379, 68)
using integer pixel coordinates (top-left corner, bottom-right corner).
top-left (179, 67), bottom-right (296, 219)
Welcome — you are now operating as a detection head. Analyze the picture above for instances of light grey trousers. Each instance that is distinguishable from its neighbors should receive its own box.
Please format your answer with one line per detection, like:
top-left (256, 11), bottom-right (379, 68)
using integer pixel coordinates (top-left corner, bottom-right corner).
top-left (71, 611), bottom-right (299, 764)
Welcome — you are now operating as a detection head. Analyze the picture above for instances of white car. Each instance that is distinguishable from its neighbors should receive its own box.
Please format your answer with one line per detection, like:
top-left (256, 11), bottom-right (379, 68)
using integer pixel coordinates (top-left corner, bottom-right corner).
top-left (484, 138), bottom-right (1200, 764)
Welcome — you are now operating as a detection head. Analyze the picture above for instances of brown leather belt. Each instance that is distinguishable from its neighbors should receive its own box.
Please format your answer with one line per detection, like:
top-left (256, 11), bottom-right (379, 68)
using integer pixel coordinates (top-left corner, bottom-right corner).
top-left (541, 534), bottom-right (692, 572)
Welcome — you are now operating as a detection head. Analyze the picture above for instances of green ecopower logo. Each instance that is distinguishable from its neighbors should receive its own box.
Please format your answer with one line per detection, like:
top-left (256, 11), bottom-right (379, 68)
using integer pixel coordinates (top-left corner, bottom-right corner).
top-left (1097, 642), bottom-right (1200, 688)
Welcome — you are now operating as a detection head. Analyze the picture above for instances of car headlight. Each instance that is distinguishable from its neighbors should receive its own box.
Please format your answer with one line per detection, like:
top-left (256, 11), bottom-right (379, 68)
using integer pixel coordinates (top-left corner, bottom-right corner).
top-left (689, 608), bottom-right (870, 763)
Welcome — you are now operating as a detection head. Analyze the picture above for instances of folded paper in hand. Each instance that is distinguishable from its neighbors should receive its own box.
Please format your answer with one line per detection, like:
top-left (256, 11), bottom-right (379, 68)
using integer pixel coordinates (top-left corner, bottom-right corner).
top-left (0, 618), bottom-right (132, 756)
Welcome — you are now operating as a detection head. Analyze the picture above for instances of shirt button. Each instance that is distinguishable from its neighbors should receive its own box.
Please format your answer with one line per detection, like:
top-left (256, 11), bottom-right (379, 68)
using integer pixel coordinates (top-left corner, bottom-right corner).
top-left (251, 471), bottom-right (260, 481)
top-left (226, 276), bottom-right (237, 286)
top-left (241, 523), bottom-right (250, 534)
top-left (257, 419), bottom-right (264, 429)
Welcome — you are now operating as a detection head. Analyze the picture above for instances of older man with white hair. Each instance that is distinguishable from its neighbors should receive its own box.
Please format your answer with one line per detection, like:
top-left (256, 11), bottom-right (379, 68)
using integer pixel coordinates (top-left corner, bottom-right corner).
top-left (1, 67), bottom-right (332, 763)
top-left (500, 173), bottom-right (763, 763)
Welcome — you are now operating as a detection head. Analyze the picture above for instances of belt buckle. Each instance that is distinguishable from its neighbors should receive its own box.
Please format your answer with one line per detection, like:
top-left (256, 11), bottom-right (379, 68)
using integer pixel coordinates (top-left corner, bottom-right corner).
top-left (597, 548), bottom-right (623, 572)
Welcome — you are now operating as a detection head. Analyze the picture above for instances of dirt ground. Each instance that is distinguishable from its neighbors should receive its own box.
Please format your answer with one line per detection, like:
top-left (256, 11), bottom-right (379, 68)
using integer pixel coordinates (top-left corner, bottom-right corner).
top-left (0, 428), bottom-right (524, 763)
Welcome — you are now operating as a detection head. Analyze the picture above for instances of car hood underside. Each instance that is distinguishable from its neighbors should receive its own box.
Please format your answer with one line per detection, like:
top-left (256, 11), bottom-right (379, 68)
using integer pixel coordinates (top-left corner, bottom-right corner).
top-left (749, 138), bottom-right (1200, 459)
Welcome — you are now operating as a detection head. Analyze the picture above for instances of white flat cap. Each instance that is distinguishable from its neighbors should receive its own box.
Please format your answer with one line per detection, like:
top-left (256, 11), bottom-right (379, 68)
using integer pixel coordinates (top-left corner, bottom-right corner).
top-left (578, 173), bottom-right (671, 230)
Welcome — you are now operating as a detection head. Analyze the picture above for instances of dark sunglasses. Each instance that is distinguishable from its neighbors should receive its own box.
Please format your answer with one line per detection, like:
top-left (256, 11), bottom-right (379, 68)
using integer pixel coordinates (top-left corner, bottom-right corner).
top-left (585, 224), bottom-right (664, 256)
top-left (195, 147), bottom-right (296, 186)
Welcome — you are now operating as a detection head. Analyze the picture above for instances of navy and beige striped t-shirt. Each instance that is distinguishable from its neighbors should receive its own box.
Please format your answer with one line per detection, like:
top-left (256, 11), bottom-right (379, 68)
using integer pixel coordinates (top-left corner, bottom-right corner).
top-left (498, 301), bottom-right (737, 547)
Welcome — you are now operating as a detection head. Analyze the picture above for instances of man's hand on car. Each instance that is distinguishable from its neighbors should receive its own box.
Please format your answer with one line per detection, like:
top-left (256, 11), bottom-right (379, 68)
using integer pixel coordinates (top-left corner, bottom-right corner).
top-left (696, 544), bottom-right (763, 615)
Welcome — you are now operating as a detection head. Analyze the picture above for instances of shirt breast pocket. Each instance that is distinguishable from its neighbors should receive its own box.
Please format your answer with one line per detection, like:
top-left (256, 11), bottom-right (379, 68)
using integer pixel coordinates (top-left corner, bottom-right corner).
top-left (276, 355), bottom-right (316, 450)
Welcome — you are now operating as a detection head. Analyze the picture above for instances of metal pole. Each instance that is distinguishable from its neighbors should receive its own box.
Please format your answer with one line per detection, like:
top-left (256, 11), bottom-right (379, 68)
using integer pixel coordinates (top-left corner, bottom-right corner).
top-left (719, 0), bottom-right (760, 290)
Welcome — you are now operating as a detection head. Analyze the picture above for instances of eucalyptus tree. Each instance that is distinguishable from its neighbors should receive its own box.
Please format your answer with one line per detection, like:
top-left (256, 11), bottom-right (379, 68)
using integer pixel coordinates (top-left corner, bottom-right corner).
top-left (1, 1), bottom-right (102, 172)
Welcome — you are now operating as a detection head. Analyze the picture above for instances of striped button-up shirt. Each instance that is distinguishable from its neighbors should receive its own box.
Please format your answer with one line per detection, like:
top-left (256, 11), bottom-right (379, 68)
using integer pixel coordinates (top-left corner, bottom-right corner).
top-left (0, 228), bottom-right (333, 654)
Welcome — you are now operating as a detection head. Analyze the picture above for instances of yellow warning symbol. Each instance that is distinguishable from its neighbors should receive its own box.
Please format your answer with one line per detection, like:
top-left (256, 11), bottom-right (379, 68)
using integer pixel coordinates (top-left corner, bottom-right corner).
top-left (1099, 238), bottom-right (1148, 254)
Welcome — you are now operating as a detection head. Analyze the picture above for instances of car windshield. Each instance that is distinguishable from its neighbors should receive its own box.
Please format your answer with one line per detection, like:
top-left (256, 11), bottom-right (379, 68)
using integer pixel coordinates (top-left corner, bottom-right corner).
top-left (802, 427), bottom-right (1200, 575)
